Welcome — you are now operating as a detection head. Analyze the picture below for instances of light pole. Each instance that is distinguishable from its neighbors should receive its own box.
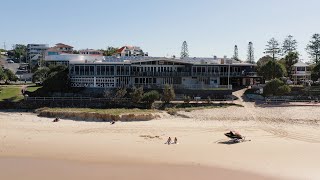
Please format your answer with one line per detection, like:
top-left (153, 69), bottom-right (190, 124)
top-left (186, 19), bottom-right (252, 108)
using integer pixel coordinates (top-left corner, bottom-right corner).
top-left (227, 62), bottom-right (231, 90)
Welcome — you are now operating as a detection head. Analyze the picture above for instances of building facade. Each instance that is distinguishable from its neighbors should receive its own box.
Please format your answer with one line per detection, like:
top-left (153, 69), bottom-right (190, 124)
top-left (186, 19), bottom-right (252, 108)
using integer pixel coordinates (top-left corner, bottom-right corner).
top-left (27, 44), bottom-right (49, 66)
top-left (291, 61), bottom-right (311, 85)
top-left (46, 43), bottom-right (74, 56)
top-left (79, 49), bottom-right (103, 56)
top-left (45, 55), bottom-right (260, 90)
top-left (116, 46), bottom-right (147, 57)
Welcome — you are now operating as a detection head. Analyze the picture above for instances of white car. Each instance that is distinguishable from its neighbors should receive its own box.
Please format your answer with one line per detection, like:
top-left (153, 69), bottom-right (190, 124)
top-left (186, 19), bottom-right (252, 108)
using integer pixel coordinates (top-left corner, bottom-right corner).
top-left (7, 60), bottom-right (14, 63)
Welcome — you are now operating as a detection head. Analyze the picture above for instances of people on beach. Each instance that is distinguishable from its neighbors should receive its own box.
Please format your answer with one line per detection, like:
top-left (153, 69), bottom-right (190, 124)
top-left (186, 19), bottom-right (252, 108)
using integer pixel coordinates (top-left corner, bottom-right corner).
top-left (110, 120), bottom-right (116, 125)
top-left (165, 137), bottom-right (172, 145)
top-left (173, 137), bottom-right (178, 144)
top-left (53, 117), bottom-right (60, 122)
top-left (165, 137), bottom-right (179, 145)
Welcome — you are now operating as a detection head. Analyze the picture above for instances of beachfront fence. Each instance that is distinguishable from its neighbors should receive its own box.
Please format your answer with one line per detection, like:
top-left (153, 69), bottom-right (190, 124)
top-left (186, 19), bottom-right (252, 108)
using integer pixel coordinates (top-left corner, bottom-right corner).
top-left (24, 97), bottom-right (131, 101)
top-left (265, 98), bottom-right (319, 104)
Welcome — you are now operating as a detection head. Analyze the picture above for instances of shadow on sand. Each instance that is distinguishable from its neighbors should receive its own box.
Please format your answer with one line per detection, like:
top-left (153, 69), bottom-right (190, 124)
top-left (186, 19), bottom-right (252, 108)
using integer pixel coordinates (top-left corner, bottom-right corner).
top-left (216, 139), bottom-right (251, 145)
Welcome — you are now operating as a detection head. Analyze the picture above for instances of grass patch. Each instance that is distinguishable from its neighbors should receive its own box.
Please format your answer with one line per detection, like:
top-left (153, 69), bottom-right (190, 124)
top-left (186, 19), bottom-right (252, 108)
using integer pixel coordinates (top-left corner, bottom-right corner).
top-left (36, 107), bottom-right (157, 116)
top-left (166, 103), bottom-right (243, 115)
top-left (0, 84), bottom-right (41, 102)
top-left (26, 85), bottom-right (42, 92)
top-left (0, 85), bottom-right (24, 102)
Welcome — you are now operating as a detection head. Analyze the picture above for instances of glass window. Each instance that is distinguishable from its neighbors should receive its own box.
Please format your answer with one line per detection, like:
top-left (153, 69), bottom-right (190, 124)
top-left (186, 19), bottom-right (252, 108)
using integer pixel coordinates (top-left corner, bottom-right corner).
top-left (110, 66), bottom-right (114, 75)
top-left (97, 66), bottom-right (101, 75)
top-left (75, 66), bottom-right (79, 75)
top-left (101, 66), bottom-right (106, 75)
top-left (297, 67), bottom-right (305, 71)
top-left (90, 66), bottom-right (94, 75)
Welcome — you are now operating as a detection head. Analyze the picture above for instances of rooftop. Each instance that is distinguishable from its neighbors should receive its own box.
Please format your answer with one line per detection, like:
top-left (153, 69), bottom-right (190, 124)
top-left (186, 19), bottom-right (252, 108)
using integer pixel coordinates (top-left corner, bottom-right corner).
top-left (55, 43), bottom-right (73, 48)
top-left (45, 54), bottom-right (256, 66)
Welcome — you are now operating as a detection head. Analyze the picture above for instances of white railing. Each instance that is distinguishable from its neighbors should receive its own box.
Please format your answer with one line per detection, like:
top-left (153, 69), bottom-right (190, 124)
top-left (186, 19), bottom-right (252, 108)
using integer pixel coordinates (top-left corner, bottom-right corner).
top-left (133, 84), bottom-right (232, 90)
top-left (25, 97), bottom-right (130, 101)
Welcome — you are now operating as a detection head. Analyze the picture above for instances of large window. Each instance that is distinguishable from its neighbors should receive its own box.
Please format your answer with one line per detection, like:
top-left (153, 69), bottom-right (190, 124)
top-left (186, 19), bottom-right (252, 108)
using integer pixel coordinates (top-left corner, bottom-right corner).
top-left (80, 66), bottom-right (84, 75)
top-left (97, 66), bottom-right (101, 75)
top-left (101, 66), bottom-right (106, 75)
top-left (297, 67), bottom-right (306, 71)
top-left (75, 66), bottom-right (80, 75)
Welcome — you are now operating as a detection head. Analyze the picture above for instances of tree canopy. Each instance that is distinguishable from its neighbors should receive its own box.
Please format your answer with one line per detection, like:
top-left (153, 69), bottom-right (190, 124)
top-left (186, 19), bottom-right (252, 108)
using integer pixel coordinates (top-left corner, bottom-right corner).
top-left (162, 84), bottom-right (175, 103)
top-left (143, 90), bottom-right (160, 105)
top-left (247, 42), bottom-right (255, 63)
top-left (306, 33), bottom-right (320, 64)
top-left (282, 35), bottom-right (298, 55)
top-left (259, 60), bottom-right (286, 80)
top-left (9, 44), bottom-right (27, 61)
top-left (264, 79), bottom-right (291, 96)
top-left (99, 47), bottom-right (119, 56)
top-left (264, 38), bottom-right (281, 61)
top-left (130, 86), bottom-right (144, 103)
top-left (32, 67), bottom-right (50, 83)
top-left (311, 63), bottom-right (320, 81)
top-left (0, 69), bottom-right (18, 83)
top-left (280, 52), bottom-right (299, 78)
top-left (42, 65), bottom-right (70, 92)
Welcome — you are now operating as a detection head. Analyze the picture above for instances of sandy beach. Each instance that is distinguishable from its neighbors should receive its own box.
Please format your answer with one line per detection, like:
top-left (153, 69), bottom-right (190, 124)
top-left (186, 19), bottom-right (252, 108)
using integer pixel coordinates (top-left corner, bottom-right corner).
top-left (1, 100), bottom-right (320, 179)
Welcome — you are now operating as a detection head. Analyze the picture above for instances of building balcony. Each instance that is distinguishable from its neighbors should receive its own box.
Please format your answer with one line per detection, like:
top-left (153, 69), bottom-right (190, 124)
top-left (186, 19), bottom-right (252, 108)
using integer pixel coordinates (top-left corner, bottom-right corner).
top-left (131, 72), bottom-right (191, 77)
top-left (292, 71), bottom-right (311, 76)
top-left (192, 72), bottom-right (258, 77)
top-left (133, 84), bottom-right (232, 90)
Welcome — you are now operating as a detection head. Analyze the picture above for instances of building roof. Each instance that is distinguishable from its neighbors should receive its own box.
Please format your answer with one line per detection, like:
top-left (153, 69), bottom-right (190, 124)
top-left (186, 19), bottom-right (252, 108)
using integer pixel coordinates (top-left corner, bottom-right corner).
top-left (46, 47), bottom-right (60, 52)
top-left (293, 61), bottom-right (309, 67)
top-left (45, 54), bottom-right (256, 66)
top-left (116, 46), bottom-right (142, 53)
top-left (79, 49), bottom-right (102, 52)
top-left (55, 43), bottom-right (73, 48)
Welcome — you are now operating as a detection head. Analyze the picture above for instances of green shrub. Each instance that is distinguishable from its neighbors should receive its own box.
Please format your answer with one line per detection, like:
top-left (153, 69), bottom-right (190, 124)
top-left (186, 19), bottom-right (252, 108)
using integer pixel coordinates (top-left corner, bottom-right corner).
top-left (166, 108), bottom-right (177, 115)
top-left (130, 86), bottom-right (144, 103)
top-left (277, 85), bottom-right (291, 95)
top-left (183, 95), bottom-right (191, 103)
top-left (263, 79), bottom-right (291, 96)
top-left (162, 84), bottom-right (175, 103)
top-left (143, 90), bottom-right (160, 108)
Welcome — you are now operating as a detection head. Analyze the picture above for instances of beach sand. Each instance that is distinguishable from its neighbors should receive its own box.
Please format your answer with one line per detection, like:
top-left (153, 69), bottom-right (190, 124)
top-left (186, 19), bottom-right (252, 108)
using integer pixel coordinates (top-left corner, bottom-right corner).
top-left (1, 104), bottom-right (320, 180)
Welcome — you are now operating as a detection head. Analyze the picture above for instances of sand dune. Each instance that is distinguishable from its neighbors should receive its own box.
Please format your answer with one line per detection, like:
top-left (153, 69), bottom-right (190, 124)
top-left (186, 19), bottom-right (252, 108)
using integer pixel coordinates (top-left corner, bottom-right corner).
top-left (1, 105), bottom-right (320, 180)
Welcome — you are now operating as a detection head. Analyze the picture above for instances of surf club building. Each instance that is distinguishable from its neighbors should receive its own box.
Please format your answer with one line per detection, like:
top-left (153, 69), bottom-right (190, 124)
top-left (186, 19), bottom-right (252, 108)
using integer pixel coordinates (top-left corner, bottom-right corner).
top-left (45, 53), bottom-right (261, 94)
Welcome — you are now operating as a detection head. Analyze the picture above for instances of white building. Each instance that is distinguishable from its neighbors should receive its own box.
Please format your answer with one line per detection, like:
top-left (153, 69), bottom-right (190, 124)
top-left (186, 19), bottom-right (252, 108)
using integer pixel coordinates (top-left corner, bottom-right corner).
top-left (79, 49), bottom-right (103, 56)
top-left (116, 46), bottom-right (147, 57)
top-left (27, 44), bottom-right (49, 66)
top-left (291, 61), bottom-right (311, 85)
top-left (45, 54), bottom-right (260, 91)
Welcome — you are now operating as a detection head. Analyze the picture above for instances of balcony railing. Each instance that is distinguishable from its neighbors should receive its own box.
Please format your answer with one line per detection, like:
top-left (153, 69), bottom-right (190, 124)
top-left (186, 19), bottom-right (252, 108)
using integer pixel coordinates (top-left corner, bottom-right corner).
top-left (292, 71), bottom-right (311, 75)
top-left (133, 84), bottom-right (232, 90)
top-left (131, 72), bottom-right (191, 77)
top-left (192, 72), bottom-right (258, 77)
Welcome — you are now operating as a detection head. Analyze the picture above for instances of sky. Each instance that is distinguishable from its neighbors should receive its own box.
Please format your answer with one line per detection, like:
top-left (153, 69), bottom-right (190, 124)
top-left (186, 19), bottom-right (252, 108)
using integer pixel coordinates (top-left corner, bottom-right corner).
top-left (0, 0), bottom-right (319, 61)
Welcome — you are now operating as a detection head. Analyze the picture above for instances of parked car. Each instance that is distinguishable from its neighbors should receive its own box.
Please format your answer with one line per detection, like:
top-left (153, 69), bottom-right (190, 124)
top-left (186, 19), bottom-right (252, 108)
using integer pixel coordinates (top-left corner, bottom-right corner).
top-left (286, 80), bottom-right (293, 85)
top-left (8, 60), bottom-right (14, 63)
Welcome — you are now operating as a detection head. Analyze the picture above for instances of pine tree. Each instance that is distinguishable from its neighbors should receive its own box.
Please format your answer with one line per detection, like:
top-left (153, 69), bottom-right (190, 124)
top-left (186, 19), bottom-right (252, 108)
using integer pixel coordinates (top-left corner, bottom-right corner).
top-left (264, 38), bottom-right (281, 61)
top-left (306, 33), bottom-right (320, 64)
top-left (247, 42), bottom-right (255, 63)
top-left (180, 41), bottom-right (189, 59)
top-left (233, 45), bottom-right (239, 61)
top-left (282, 35), bottom-right (297, 55)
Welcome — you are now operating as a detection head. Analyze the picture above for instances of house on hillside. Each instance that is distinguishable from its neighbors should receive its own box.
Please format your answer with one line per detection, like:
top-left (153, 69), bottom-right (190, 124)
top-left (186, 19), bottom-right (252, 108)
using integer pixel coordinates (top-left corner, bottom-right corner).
top-left (291, 61), bottom-right (312, 85)
top-left (116, 46), bottom-right (147, 57)
top-left (79, 49), bottom-right (103, 56)
top-left (27, 44), bottom-right (49, 66)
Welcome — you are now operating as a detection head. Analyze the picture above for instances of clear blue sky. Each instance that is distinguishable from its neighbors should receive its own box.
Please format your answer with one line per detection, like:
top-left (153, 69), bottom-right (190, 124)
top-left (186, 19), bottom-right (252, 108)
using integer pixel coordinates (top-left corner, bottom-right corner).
top-left (1, 0), bottom-right (319, 61)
